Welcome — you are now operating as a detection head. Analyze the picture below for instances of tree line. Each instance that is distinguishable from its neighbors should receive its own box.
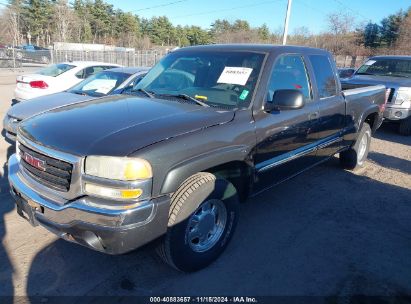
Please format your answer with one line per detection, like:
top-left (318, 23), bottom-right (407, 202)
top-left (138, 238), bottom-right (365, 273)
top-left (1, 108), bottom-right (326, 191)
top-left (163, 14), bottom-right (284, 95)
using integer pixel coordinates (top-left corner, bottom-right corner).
top-left (0, 0), bottom-right (410, 56)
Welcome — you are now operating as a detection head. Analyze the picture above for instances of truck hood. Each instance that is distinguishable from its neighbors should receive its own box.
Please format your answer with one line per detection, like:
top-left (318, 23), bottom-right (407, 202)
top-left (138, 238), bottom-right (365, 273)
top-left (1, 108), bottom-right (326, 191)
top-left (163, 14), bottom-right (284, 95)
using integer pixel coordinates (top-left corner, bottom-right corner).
top-left (8, 92), bottom-right (94, 120)
top-left (342, 75), bottom-right (411, 88)
top-left (19, 95), bottom-right (235, 156)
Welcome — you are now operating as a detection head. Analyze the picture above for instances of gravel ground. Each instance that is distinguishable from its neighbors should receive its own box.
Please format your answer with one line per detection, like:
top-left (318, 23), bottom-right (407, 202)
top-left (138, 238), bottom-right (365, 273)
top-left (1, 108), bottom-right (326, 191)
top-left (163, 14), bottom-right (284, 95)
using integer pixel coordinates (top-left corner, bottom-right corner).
top-left (0, 74), bottom-right (410, 301)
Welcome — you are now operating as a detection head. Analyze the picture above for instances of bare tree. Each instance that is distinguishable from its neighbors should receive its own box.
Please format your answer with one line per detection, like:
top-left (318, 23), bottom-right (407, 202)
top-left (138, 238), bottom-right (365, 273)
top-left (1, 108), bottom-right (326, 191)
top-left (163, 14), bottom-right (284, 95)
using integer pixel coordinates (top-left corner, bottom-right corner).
top-left (53, 0), bottom-right (74, 42)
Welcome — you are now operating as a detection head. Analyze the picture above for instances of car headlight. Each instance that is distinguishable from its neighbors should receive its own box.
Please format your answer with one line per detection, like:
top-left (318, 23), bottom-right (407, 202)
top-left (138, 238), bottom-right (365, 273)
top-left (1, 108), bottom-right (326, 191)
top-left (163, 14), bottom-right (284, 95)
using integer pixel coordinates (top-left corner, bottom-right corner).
top-left (394, 87), bottom-right (411, 106)
top-left (84, 156), bottom-right (152, 200)
top-left (85, 156), bottom-right (152, 181)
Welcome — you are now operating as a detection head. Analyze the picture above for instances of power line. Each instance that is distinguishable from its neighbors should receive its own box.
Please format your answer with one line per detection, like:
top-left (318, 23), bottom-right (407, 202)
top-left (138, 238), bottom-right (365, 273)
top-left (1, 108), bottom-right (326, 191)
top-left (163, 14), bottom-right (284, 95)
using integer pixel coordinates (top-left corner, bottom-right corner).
top-left (331, 0), bottom-right (369, 20)
top-left (131, 0), bottom-right (190, 12)
top-left (173, 0), bottom-right (284, 19)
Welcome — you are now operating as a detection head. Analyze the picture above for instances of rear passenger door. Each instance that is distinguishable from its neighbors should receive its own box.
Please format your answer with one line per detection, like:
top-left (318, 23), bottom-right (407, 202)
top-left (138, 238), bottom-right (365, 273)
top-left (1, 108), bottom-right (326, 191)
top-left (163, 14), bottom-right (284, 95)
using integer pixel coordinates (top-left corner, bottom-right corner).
top-left (307, 55), bottom-right (346, 158)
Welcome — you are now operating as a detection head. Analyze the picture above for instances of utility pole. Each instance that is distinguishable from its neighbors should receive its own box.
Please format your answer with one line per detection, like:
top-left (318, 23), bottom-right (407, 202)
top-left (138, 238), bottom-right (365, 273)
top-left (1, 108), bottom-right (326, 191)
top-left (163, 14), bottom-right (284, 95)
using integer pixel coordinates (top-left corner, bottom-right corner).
top-left (282, 0), bottom-right (292, 45)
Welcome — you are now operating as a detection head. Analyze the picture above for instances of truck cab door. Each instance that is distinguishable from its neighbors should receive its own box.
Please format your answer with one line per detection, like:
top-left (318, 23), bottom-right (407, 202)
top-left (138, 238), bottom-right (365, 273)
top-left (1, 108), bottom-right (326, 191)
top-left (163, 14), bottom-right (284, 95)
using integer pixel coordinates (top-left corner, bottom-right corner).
top-left (253, 54), bottom-right (320, 193)
top-left (307, 55), bottom-right (346, 158)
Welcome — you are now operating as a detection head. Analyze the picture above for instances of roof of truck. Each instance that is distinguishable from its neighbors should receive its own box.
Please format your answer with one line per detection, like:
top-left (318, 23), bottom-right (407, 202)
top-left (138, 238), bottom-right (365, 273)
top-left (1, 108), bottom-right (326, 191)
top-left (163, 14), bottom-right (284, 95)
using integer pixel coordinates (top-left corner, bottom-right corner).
top-left (370, 55), bottom-right (411, 60)
top-left (177, 44), bottom-right (330, 54)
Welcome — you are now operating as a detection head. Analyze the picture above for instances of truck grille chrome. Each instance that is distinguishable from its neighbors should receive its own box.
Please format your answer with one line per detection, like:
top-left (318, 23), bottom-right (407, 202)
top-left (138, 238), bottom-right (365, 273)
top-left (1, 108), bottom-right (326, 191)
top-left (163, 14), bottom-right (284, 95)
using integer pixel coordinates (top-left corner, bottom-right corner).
top-left (19, 143), bottom-right (73, 192)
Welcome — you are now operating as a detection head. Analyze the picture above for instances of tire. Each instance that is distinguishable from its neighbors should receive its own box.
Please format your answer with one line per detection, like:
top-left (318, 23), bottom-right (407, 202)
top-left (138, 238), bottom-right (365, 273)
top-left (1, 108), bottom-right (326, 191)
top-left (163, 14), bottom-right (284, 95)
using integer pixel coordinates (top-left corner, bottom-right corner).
top-left (158, 172), bottom-right (239, 272)
top-left (15, 52), bottom-right (23, 60)
top-left (398, 117), bottom-right (411, 136)
top-left (340, 122), bottom-right (371, 171)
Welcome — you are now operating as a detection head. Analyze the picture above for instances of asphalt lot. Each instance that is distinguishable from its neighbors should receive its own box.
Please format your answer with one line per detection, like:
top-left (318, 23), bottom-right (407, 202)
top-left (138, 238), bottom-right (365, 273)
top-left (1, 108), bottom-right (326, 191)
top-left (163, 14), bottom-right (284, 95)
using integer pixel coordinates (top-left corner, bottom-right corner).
top-left (0, 70), bottom-right (410, 301)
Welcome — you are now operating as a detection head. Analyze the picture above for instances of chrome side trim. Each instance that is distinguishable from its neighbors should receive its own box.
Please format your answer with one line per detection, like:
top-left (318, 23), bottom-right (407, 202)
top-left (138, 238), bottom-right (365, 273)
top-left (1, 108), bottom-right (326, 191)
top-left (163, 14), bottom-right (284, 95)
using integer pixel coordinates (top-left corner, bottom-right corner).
top-left (256, 135), bottom-right (343, 173)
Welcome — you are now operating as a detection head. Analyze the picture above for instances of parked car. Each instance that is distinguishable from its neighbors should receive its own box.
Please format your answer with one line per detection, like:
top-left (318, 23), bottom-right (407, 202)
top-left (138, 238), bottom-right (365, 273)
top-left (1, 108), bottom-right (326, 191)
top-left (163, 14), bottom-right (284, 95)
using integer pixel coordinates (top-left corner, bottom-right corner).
top-left (341, 56), bottom-right (411, 135)
top-left (3, 67), bottom-right (149, 142)
top-left (8, 45), bottom-right (386, 272)
top-left (14, 61), bottom-right (121, 103)
top-left (338, 67), bottom-right (355, 79)
top-left (14, 45), bottom-right (51, 64)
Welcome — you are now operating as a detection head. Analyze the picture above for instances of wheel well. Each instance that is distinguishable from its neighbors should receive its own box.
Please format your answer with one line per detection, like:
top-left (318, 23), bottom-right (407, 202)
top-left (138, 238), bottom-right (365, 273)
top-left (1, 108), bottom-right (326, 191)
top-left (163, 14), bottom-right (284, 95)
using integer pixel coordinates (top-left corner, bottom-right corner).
top-left (205, 161), bottom-right (253, 203)
top-left (364, 112), bottom-right (378, 132)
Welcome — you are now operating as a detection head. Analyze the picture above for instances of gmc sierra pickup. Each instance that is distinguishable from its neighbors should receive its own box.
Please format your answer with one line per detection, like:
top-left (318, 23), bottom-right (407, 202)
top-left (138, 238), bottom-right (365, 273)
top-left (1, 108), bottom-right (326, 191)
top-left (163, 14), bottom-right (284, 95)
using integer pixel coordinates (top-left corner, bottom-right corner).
top-left (342, 56), bottom-right (411, 135)
top-left (8, 45), bottom-right (386, 272)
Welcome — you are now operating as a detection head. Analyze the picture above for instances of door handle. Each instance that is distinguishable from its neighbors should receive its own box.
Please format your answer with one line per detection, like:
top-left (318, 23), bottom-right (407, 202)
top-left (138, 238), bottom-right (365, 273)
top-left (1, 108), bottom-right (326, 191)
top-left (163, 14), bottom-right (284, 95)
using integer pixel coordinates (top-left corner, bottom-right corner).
top-left (309, 111), bottom-right (319, 120)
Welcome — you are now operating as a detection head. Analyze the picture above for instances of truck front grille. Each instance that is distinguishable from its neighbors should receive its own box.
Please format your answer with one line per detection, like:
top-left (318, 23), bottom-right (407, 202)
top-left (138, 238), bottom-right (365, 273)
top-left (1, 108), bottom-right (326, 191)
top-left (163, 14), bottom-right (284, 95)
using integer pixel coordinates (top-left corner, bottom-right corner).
top-left (19, 143), bottom-right (73, 192)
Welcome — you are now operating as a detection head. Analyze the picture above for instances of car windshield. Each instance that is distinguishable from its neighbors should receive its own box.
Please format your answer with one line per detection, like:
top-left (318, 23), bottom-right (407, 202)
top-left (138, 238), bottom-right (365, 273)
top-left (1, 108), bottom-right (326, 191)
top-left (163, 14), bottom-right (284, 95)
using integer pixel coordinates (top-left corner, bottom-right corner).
top-left (67, 70), bottom-right (130, 97)
top-left (133, 50), bottom-right (266, 108)
top-left (356, 58), bottom-right (411, 78)
top-left (37, 63), bottom-right (76, 77)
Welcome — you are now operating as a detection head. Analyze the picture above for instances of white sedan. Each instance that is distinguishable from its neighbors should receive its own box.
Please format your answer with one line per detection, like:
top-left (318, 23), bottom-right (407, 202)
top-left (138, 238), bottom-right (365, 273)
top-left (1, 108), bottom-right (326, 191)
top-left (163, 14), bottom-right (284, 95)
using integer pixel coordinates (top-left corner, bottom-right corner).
top-left (14, 61), bottom-right (121, 102)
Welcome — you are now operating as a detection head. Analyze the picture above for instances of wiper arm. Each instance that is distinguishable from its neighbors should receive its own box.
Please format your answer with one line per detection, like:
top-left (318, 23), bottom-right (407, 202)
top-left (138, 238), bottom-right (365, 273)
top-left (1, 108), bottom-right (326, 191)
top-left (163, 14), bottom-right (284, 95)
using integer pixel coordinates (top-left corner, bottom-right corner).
top-left (131, 88), bottom-right (155, 98)
top-left (381, 73), bottom-right (409, 78)
top-left (161, 94), bottom-right (210, 107)
top-left (71, 90), bottom-right (87, 96)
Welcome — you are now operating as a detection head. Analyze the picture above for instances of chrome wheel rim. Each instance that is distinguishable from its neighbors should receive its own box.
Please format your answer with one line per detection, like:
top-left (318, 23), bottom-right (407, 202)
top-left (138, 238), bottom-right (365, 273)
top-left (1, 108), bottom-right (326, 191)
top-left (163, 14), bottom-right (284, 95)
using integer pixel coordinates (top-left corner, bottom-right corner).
top-left (186, 199), bottom-right (227, 253)
top-left (357, 132), bottom-right (368, 163)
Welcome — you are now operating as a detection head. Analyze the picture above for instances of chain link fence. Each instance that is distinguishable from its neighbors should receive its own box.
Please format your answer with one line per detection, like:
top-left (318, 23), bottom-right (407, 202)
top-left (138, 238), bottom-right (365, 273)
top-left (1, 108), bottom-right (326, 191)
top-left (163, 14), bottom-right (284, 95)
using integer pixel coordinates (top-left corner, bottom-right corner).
top-left (0, 48), bottom-right (169, 69)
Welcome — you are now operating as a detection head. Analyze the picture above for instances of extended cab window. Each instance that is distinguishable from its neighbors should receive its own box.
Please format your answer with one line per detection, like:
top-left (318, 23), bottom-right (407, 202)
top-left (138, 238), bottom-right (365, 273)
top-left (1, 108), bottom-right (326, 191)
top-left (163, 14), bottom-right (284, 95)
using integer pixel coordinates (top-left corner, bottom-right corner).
top-left (268, 54), bottom-right (312, 101)
top-left (309, 55), bottom-right (337, 98)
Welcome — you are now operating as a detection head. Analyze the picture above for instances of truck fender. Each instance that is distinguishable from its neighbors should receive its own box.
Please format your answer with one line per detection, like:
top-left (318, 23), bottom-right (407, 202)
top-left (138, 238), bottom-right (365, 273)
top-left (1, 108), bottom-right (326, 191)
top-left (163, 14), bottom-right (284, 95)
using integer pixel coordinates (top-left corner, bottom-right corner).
top-left (160, 145), bottom-right (251, 195)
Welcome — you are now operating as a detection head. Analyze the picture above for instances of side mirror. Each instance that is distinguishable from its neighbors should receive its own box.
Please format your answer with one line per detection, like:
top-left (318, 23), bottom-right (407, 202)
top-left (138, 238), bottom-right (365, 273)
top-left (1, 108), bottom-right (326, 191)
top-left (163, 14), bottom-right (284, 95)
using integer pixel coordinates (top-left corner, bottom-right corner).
top-left (264, 89), bottom-right (305, 112)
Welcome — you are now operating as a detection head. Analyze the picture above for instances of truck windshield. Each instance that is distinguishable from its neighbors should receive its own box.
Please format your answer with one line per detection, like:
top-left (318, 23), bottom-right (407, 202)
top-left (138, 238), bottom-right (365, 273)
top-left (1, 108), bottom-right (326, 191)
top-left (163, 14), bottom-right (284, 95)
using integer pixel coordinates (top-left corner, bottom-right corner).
top-left (356, 58), bottom-right (411, 78)
top-left (133, 50), bottom-right (266, 108)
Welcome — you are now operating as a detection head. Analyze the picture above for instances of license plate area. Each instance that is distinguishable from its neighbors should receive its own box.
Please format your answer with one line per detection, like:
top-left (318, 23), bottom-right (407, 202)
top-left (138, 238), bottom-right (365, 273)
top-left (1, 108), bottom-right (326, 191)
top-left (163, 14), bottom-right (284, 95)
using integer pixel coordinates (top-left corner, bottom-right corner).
top-left (13, 190), bottom-right (43, 226)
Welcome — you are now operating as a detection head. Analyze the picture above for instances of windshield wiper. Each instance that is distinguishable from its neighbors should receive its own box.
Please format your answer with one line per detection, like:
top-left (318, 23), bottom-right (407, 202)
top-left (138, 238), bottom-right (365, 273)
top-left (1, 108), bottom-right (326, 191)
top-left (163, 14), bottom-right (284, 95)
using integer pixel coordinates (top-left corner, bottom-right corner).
top-left (355, 72), bottom-right (374, 75)
top-left (131, 88), bottom-right (155, 98)
top-left (70, 90), bottom-right (88, 96)
top-left (380, 73), bottom-right (409, 78)
top-left (159, 94), bottom-right (210, 107)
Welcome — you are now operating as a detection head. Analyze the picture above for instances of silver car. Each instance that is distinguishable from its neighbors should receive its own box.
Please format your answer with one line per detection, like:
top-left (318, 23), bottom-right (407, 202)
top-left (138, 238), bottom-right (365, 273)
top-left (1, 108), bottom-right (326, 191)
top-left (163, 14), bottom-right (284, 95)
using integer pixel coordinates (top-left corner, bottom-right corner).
top-left (3, 67), bottom-right (149, 142)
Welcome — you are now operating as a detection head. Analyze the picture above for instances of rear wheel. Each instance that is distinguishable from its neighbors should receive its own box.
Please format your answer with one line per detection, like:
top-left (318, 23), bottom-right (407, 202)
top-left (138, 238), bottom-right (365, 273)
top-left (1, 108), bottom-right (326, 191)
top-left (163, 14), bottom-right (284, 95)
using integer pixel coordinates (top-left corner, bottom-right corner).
top-left (158, 172), bottom-right (239, 272)
top-left (398, 117), bottom-right (411, 136)
top-left (340, 122), bottom-right (371, 171)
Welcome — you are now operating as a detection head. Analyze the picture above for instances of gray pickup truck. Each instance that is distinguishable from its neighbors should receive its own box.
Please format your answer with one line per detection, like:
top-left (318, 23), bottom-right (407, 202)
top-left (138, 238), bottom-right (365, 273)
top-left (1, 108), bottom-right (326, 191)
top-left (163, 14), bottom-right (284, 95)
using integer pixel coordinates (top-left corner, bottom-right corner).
top-left (342, 56), bottom-right (411, 135)
top-left (8, 45), bottom-right (386, 272)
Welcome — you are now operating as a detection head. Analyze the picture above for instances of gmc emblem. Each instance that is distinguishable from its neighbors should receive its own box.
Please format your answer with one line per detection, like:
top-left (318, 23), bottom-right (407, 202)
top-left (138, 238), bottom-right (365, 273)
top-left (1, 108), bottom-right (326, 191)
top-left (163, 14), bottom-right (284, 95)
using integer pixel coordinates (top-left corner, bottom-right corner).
top-left (22, 152), bottom-right (46, 171)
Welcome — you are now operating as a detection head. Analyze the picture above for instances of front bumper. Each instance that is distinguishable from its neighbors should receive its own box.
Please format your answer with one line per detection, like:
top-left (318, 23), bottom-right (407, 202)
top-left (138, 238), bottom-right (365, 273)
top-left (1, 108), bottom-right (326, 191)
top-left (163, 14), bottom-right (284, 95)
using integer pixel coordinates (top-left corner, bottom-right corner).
top-left (383, 106), bottom-right (411, 121)
top-left (8, 154), bottom-right (170, 254)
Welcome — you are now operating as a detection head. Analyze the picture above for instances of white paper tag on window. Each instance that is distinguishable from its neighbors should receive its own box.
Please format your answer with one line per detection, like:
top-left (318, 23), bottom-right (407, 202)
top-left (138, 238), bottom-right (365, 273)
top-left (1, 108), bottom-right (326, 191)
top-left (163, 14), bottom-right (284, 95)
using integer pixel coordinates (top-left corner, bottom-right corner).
top-left (364, 60), bottom-right (376, 66)
top-left (217, 67), bottom-right (253, 86)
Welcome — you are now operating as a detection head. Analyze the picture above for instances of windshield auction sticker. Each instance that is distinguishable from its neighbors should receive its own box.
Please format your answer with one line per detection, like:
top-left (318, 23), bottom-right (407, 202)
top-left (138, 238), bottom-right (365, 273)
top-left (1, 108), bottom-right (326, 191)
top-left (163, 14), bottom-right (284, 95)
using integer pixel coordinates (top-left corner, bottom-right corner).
top-left (217, 67), bottom-right (253, 86)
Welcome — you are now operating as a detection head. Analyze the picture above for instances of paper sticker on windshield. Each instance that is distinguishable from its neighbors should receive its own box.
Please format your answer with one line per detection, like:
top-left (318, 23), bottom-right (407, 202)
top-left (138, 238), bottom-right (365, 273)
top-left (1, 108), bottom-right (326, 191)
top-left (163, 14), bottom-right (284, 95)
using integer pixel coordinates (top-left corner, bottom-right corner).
top-left (364, 60), bottom-right (376, 66)
top-left (217, 67), bottom-right (253, 86)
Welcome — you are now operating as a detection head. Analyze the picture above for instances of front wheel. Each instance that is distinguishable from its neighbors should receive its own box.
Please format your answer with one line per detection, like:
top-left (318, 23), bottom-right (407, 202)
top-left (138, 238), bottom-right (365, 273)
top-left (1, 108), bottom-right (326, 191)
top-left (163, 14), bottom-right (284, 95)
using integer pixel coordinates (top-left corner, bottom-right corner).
top-left (340, 122), bottom-right (371, 171)
top-left (158, 172), bottom-right (239, 272)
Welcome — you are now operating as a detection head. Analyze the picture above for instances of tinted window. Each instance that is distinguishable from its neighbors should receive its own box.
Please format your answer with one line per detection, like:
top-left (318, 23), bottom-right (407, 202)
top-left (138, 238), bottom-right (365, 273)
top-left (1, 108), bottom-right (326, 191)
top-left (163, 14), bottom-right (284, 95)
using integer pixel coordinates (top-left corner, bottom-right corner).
top-left (309, 55), bottom-right (337, 98)
top-left (135, 51), bottom-right (265, 108)
top-left (356, 58), bottom-right (411, 78)
top-left (37, 63), bottom-right (75, 77)
top-left (76, 66), bottom-right (107, 79)
top-left (268, 54), bottom-right (312, 101)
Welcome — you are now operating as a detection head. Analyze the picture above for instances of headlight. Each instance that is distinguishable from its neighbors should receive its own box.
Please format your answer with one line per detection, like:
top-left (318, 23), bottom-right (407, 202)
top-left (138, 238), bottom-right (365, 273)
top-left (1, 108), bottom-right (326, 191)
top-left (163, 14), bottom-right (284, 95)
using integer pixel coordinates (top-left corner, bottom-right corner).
top-left (84, 156), bottom-right (153, 201)
top-left (85, 156), bottom-right (152, 181)
top-left (394, 87), bottom-right (411, 105)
